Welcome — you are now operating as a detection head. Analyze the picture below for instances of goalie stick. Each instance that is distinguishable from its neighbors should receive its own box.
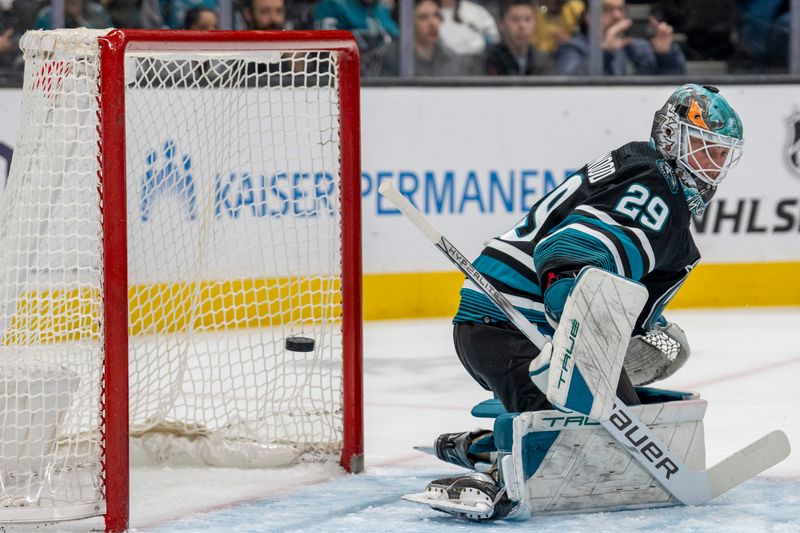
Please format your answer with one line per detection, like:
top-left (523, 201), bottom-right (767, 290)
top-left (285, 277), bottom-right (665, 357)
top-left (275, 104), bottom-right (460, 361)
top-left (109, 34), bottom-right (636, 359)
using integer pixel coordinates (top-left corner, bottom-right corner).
top-left (378, 180), bottom-right (790, 506)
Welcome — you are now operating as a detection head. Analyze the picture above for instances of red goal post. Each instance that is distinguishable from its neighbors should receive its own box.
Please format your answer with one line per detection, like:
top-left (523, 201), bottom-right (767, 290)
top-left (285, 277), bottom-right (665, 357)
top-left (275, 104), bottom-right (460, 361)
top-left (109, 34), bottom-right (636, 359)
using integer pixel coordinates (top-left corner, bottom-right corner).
top-left (1, 29), bottom-right (362, 532)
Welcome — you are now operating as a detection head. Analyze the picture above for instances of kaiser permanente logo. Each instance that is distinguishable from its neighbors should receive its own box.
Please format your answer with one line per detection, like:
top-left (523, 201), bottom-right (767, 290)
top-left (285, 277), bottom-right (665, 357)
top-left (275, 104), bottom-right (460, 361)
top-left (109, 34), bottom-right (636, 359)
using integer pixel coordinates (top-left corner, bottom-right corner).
top-left (140, 140), bottom-right (337, 222)
top-left (140, 140), bottom-right (197, 222)
top-left (785, 108), bottom-right (800, 179)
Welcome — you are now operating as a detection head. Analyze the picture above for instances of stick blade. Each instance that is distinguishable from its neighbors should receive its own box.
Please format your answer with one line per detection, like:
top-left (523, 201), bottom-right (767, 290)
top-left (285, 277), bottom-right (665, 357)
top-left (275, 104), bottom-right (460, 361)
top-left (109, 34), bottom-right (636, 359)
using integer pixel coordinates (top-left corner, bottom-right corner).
top-left (707, 430), bottom-right (791, 499)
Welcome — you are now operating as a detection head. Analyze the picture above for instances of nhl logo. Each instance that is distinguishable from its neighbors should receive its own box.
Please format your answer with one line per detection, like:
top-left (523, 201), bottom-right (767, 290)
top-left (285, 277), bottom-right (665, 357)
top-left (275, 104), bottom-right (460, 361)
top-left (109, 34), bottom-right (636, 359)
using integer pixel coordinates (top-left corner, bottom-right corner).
top-left (785, 108), bottom-right (800, 178)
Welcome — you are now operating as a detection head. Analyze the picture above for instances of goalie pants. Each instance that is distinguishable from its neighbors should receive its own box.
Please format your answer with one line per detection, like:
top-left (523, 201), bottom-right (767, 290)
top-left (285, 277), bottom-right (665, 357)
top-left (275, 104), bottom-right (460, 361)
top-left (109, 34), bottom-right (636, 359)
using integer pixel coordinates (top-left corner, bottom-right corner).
top-left (453, 321), bottom-right (640, 413)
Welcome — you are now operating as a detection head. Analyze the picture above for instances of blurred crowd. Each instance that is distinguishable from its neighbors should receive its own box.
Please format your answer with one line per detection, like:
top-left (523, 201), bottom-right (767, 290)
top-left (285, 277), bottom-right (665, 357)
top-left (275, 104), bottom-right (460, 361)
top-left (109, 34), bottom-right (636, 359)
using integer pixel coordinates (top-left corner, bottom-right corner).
top-left (0, 0), bottom-right (793, 78)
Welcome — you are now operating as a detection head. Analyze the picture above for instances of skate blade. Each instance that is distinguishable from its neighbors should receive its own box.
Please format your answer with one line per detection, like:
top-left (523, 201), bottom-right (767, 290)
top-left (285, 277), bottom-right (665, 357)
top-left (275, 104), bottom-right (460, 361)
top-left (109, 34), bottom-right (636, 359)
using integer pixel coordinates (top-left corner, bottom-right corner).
top-left (412, 445), bottom-right (435, 455)
top-left (402, 492), bottom-right (493, 517)
top-left (402, 491), bottom-right (442, 505)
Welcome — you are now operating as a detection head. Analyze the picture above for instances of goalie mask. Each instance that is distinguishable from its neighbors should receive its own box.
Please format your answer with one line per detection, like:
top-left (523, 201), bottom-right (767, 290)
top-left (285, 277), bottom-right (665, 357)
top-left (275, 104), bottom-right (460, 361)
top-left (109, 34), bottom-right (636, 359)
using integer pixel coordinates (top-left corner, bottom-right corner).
top-left (651, 84), bottom-right (744, 215)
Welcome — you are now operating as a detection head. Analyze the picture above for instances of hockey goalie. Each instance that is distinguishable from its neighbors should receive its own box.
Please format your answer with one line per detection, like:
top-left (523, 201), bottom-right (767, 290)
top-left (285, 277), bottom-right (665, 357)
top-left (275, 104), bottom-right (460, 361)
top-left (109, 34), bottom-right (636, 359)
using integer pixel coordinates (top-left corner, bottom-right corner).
top-left (380, 84), bottom-right (790, 521)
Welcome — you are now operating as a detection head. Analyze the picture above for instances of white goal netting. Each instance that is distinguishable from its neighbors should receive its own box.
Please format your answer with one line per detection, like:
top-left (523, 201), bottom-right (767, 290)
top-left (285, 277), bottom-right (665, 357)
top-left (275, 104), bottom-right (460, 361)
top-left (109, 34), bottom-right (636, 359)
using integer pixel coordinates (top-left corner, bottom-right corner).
top-left (0, 29), bottom-right (350, 521)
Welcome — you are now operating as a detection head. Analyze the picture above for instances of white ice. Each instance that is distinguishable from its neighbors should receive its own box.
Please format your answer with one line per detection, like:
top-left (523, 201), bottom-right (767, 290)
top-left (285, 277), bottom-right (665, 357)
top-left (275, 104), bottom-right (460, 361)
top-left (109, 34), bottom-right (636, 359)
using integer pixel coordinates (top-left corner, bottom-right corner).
top-left (8, 308), bottom-right (800, 532)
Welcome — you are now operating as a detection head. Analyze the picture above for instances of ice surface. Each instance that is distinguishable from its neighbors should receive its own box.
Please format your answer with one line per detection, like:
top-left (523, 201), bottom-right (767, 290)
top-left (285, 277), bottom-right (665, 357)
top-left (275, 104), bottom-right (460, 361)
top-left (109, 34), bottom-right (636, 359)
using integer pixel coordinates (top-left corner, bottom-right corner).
top-left (6, 308), bottom-right (799, 532)
top-left (146, 473), bottom-right (800, 533)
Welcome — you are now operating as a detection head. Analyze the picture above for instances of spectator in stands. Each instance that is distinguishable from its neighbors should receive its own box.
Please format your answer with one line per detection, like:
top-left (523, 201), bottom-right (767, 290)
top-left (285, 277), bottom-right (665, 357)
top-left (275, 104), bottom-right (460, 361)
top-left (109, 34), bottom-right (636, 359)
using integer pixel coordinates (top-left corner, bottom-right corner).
top-left (284, 0), bottom-right (317, 30)
top-left (553, 0), bottom-right (685, 75)
top-left (183, 6), bottom-right (219, 29)
top-left (241, 0), bottom-right (325, 87)
top-left (35, 0), bottom-right (114, 29)
top-left (314, 0), bottom-right (398, 76)
top-left (10, 1), bottom-right (42, 35)
top-left (0, 2), bottom-right (19, 71)
top-left (736, 0), bottom-right (790, 71)
top-left (103, 0), bottom-right (164, 27)
top-left (439, 0), bottom-right (499, 58)
top-left (160, 0), bottom-right (219, 29)
top-left (486, 0), bottom-right (549, 75)
top-left (241, 0), bottom-right (285, 30)
top-left (653, 0), bottom-right (734, 63)
top-left (0, 0), bottom-right (50, 73)
top-left (531, 0), bottom-right (584, 55)
top-left (241, 0), bottom-right (286, 30)
top-left (380, 0), bottom-right (476, 77)
top-left (0, 26), bottom-right (12, 56)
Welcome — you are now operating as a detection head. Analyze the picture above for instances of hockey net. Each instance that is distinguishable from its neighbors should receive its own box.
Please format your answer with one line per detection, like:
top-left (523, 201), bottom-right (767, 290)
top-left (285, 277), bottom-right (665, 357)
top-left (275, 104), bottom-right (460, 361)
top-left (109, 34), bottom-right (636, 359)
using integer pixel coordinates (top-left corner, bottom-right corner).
top-left (0, 29), bottom-right (362, 527)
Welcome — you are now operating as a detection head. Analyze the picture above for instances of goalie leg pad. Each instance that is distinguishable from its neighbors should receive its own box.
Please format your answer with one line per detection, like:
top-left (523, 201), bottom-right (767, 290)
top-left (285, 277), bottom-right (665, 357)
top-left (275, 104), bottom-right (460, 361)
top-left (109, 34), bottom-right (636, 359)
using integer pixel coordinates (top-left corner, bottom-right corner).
top-left (498, 393), bottom-right (708, 517)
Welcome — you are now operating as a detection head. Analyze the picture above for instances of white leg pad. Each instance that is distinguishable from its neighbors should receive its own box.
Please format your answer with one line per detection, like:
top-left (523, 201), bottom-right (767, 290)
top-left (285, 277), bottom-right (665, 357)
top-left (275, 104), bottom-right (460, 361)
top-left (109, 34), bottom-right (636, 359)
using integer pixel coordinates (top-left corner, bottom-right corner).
top-left (499, 395), bottom-right (708, 518)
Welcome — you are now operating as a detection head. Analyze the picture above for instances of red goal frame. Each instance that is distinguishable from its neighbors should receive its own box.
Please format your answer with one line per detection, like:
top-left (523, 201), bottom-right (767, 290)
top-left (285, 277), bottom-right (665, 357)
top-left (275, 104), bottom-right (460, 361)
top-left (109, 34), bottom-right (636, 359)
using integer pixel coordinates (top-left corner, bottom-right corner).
top-left (97, 30), bottom-right (363, 532)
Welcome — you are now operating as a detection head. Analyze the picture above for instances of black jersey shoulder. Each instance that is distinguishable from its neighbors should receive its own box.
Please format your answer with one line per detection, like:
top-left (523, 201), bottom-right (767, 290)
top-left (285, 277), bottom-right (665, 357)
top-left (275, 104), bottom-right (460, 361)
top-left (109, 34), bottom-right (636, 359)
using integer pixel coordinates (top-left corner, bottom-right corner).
top-left (583, 142), bottom-right (672, 189)
top-left (611, 142), bottom-right (675, 189)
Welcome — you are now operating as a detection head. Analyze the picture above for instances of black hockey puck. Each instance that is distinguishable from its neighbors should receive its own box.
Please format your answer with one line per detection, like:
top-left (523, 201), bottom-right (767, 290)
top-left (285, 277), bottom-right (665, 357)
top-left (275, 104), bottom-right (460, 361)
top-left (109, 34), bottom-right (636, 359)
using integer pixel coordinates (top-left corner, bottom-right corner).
top-left (285, 336), bottom-right (315, 352)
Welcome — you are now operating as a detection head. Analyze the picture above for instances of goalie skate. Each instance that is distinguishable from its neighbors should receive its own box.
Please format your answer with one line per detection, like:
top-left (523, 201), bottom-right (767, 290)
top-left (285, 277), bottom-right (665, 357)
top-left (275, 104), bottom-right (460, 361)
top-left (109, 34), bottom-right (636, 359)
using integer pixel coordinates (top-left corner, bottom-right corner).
top-left (402, 472), bottom-right (514, 521)
top-left (428, 429), bottom-right (494, 471)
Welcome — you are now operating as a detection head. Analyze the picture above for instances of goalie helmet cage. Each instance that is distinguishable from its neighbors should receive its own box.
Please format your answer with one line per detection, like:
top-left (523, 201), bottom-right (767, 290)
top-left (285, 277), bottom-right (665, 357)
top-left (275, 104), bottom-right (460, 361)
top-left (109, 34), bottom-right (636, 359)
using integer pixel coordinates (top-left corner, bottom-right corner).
top-left (0, 29), bottom-right (363, 532)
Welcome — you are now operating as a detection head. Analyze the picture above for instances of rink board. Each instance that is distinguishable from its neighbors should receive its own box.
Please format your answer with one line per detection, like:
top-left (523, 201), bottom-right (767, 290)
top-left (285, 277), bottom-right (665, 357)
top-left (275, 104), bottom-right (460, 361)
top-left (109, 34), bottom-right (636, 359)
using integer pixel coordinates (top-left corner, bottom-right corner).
top-left (362, 261), bottom-right (800, 319)
top-left (1, 85), bottom-right (799, 317)
top-left (2, 277), bottom-right (341, 344)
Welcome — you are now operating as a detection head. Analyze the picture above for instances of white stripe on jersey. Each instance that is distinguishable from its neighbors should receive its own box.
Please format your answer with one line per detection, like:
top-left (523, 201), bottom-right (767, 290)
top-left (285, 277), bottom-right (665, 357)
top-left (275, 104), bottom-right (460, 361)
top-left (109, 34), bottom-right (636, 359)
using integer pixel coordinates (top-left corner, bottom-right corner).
top-left (462, 280), bottom-right (545, 312)
top-left (486, 239), bottom-right (537, 273)
top-left (536, 223), bottom-right (626, 277)
top-left (576, 205), bottom-right (656, 274)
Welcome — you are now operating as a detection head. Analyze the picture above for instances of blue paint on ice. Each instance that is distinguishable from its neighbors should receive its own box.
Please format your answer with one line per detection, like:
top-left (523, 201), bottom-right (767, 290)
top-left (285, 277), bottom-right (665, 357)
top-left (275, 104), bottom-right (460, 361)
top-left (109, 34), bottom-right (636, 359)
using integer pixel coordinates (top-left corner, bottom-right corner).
top-left (145, 469), bottom-right (800, 533)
